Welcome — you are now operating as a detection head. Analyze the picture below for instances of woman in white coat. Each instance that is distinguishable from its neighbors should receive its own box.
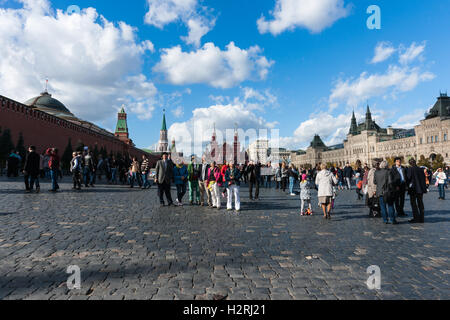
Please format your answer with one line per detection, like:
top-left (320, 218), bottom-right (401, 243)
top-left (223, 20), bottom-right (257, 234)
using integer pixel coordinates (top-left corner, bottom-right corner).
top-left (315, 164), bottom-right (338, 219)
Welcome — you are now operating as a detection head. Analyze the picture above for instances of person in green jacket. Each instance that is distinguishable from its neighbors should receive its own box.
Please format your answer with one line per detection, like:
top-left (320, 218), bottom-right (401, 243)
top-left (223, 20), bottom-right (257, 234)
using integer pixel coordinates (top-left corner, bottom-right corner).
top-left (187, 155), bottom-right (201, 205)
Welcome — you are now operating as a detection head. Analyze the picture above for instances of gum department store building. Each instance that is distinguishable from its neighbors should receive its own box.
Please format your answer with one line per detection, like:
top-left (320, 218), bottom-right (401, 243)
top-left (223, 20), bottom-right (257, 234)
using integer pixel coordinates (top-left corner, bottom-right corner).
top-left (291, 93), bottom-right (450, 168)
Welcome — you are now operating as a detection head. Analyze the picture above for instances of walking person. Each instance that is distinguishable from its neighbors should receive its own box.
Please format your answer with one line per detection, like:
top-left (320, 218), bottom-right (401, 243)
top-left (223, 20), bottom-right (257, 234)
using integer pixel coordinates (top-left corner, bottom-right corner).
top-left (187, 156), bottom-right (201, 205)
top-left (46, 148), bottom-right (60, 192)
top-left (129, 157), bottom-right (141, 188)
top-left (246, 161), bottom-right (260, 200)
top-left (174, 160), bottom-right (188, 206)
top-left (140, 155), bottom-right (151, 189)
top-left (407, 158), bottom-right (427, 223)
top-left (433, 168), bottom-right (447, 200)
top-left (225, 162), bottom-right (241, 213)
top-left (374, 161), bottom-right (398, 225)
top-left (300, 174), bottom-right (313, 216)
top-left (110, 156), bottom-right (118, 185)
top-left (155, 153), bottom-right (174, 207)
top-left (391, 157), bottom-right (408, 217)
top-left (23, 146), bottom-right (41, 193)
top-left (275, 163), bottom-right (282, 189)
top-left (198, 157), bottom-right (210, 206)
top-left (316, 164), bottom-right (338, 219)
top-left (70, 152), bottom-right (82, 191)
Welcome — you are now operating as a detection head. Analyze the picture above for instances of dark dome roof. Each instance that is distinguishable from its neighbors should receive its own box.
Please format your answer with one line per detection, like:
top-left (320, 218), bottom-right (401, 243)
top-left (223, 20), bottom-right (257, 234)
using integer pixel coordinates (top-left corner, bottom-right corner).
top-left (24, 92), bottom-right (73, 115)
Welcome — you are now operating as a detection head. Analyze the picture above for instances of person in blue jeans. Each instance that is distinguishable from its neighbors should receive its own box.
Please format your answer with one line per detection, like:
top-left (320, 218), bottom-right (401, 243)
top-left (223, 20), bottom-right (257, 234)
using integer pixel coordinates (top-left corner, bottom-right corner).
top-left (374, 161), bottom-right (398, 225)
top-left (288, 164), bottom-right (297, 196)
top-left (433, 168), bottom-right (447, 200)
top-left (46, 148), bottom-right (60, 192)
top-left (174, 161), bottom-right (188, 206)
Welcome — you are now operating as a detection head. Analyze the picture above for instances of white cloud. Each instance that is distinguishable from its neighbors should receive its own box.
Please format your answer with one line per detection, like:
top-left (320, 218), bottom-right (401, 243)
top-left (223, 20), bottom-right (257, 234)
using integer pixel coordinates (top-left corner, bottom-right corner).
top-left (166, 103), bottom-right (278, 155)
top-left (257, 0), bottom-right (352, 36)
top-left (329, 65), bottom-right (435, 108)
top-left (0, 0), bottom-right (157, 122)
top-left (391, 109), bottom-right (426, 129)
top-left (145, 0), bottom-right (215, 47)
top-left (279, 112), bottom-right (351, 150)
top-left (172, 106), bottom-right (184, 118)
top-left (399, 42), bottom-right (426, 65)
top-left (371, 42), bottom-right (396, 64)
top-left (154, 42), bottom-right (274, 89)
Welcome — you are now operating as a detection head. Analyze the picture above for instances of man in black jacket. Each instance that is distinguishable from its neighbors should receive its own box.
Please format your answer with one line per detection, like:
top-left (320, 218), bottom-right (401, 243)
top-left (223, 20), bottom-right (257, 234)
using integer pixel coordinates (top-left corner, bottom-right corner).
top-left (391, 157), bottom-right (408, 217)
top-left (246, 161), bottom-right (261, 200)
top-left (24, 146), bottom-right (41, 193)
top-left (155, 153), bottom-right (174, 207)
top-left (343, 163), bottom-right (353, 190)
top-left (407, 158), bottom-right (427, 223)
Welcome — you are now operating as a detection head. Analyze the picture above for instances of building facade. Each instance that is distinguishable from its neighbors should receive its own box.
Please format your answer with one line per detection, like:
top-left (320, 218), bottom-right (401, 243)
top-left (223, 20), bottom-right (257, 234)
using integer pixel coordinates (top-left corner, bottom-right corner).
top-left (292, 94), bottom-right (450, 168)
top-left (248, 139), bottom-right (269, 164)
top-left (0, 91), bottom-right (156, 162)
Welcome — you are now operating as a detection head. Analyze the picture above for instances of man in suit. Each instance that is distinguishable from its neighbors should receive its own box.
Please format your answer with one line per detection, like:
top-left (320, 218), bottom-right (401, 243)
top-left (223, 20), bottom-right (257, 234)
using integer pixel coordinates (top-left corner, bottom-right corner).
top-left (391, 157), bottom-right (408, 217)
top-left (407, 158), bottom-right (427, 223)
top-left (155, 152), bottom-right (174, 207)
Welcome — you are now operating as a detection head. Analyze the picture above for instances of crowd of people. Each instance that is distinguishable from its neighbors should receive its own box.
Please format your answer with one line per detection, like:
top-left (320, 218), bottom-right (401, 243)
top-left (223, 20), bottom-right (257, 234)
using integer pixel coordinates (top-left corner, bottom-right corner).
top-left (7, 146), bottom-right (154, 193)
top-left (3, 145), bottom-right (449, 223)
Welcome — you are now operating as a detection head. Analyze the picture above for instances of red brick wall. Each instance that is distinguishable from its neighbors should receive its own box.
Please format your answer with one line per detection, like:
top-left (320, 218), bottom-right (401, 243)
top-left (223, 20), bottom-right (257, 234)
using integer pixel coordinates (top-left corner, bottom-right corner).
top-left (0, 95), bottom-right (159, 166)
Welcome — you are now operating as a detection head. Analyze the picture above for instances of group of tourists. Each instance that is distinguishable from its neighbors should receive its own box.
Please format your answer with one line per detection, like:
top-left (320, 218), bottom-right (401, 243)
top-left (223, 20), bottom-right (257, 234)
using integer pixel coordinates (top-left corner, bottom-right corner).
top-left (155, 153), bottom-right (242, 213)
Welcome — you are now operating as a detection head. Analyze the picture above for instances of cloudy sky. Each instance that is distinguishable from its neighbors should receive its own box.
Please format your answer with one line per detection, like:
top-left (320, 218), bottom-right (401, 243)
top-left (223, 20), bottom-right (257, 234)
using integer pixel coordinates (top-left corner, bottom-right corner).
top-left (0, 0), bottom-right (448, 153)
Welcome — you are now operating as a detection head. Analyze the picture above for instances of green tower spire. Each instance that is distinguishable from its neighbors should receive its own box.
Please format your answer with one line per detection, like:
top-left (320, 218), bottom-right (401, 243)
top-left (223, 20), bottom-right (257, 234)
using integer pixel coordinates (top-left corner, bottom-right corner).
top-left (161, 109), bottom-right (167, 131)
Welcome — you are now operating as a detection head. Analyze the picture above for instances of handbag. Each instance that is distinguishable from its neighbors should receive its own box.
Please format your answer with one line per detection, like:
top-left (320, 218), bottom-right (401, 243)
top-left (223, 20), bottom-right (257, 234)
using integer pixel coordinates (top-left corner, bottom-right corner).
top-left (363, 185), bottom-right (368, 195)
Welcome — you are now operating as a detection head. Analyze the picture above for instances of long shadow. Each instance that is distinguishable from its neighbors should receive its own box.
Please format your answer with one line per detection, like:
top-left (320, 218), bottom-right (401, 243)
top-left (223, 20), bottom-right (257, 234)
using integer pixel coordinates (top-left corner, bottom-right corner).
top-left (0, 212), bottom-right (18, 217)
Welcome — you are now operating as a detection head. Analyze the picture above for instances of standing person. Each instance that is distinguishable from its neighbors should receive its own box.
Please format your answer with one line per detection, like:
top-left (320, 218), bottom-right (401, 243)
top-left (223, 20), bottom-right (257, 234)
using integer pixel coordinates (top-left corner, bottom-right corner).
top-left (433, 168), bottom-right (447, 200)
top-left (82, 151), bottom-right (94, 187)
top-left (288, 164), bottom-right (298, 196)
top-left (281, 162), bottom-right (288, 193)
top-left (315, 164), bottom-right (338, 219)
top-left (173, 160), bottom-right (188, 206)
top-left (337, 167), bottom-right (344, 190)
top-left (155, 153), bottom-right (174, 207)
top-left (187, 156), bottom-right (201, 205)
top-left (220, 163), bottom-right (229, 198)
top-left (70, 152), bottom-right (82, 191)
top-left (407, 159), bottom-right (428, 223)
top-left (424, 168), bottom-right (430, 192)
top-left (391, 157), bottom-right (408, 217)
top-left (367, 161), bottom-right (380, 217)
top-left (246, 161), bottom-right (260, 200)
top-left (300, 174), bottom-right (313, 216)
top-left (242, 163), bottom-right (248, 185)
top-left (129, 157), bottom-right (141, 188)
top-left (140, 155), bottom-right (151, 189)
top-left (110, 156), bottom-right (118, 185)
top-left (265, 162), bottom-right (273, 189)
top-left (225, 162), bottom-right (241, 213)
top-left (343, 163), bottom-right (353, 190)
top-left (198, 157), bottom-right (210, 206)
top-left (43, 151), bottom-right (50, 179)
top-left (374, 161), bottom-right (398, 225)
top-left (23, 146), bottom-right (41, 193)
top-left (39, 151), bottom-right (45, 179)
top-left (7, 150), bottom-right (19, 177)
top-left (275, 163), bottom-right (282, 189)
top-left (206, 161), bottom-right (221, 209)
top-left (46, 148), bottom-right (60, 192)
top-left (444, 166), bottom-right (450, 189)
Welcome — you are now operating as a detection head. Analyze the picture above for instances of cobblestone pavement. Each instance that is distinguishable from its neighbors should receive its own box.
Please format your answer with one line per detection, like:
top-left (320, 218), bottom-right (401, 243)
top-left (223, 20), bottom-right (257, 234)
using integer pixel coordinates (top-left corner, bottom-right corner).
top-left (0, 176), bottom-right (448, 300)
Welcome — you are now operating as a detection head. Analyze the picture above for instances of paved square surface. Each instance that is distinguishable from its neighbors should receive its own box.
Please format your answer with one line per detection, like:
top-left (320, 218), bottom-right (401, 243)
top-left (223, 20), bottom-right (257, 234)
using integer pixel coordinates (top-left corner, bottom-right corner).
top-left (0, 177), bottom-right (449, 300)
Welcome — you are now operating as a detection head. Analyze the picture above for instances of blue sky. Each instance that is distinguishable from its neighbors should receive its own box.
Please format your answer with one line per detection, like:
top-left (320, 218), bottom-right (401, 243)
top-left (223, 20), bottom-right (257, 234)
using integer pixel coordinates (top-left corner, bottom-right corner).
top-left (0, 0), bottom-right (449, 153)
